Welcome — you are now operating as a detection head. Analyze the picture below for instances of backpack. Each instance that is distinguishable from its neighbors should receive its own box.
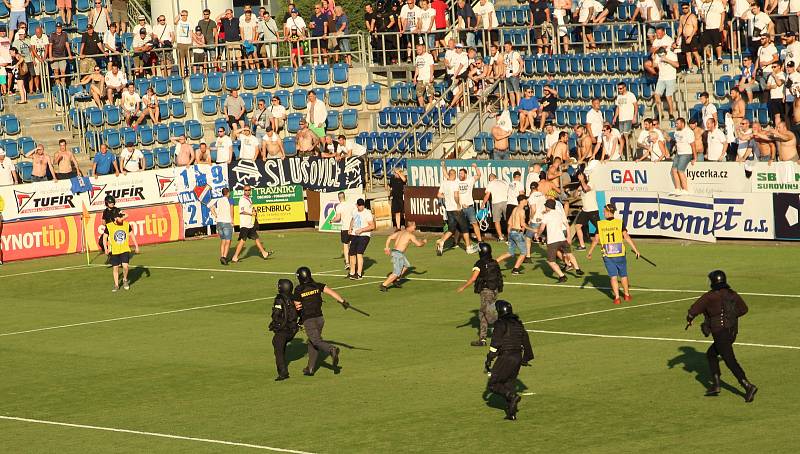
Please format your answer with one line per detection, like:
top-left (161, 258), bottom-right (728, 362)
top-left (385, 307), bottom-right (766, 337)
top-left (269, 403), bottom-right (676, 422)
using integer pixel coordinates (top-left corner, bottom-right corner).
top-left (475, 259), bottom-right (503, 293)
top-left (721, 295), bottom-right (738, 330)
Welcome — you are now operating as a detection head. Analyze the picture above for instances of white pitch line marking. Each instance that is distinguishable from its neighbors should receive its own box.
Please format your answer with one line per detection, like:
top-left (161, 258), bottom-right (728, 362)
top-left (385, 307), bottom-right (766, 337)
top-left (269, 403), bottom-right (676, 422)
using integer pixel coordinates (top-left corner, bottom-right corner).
top-left (527, 329), bottom-right (800, 350)
top-left (520, 392), bottom-right (536, 396)
top-left (0, 415), bottom-right (315, 453)
top-left (0, 264), bottom-right (89, 279)
top-left (523, 297), bottom-right (697, 324)
top-left (97, 264), bottom-right (800, 299)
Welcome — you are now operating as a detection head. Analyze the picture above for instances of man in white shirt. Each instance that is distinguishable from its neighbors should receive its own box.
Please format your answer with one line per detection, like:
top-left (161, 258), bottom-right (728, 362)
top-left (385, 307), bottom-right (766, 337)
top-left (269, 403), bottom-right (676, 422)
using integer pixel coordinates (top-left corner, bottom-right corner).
top-left (577, 0), bottom-right (601, 50)
top-left (230, 185), bottom-right (272, 263)
top-left (414, 43), bottom-right (435, 107)
top-left (213, 127), bottom-right (233, 164)
top-left (348, 198), bottom-right (376, 279)
top-left (104, 63), bottom-right (127, 104)
top-left (536, 199), bottom-right (582, 283)
top-left (0, 148), bottom-right (19, 185)
top-left (700, 0), bottom-right (725, 64)
top-left (210, 187), bottom-right (235, 264)
top-left (704, 118), bottom-right (728, 161)
top-left (585, 98), bottom-right (605, 141)
top-left (613, 82), bottom-right (638, 159)
top-left (305, 90), bottom-right (327, 138)
top-left (766, 61), bottom-right (786, 124)
top-left (654, 47), bottom-right (679, 121)
top-left (120, 83), bottom-right (141, 127)
top-left (238, 9), bottom-right (259, 70)
top-left (331, 192), bottom-right (357, 268)
top-left (399, 0), bottom-right (422, 62)
top-left (29, 26), bottom-right (48, 93)
top-left (635, 118), bottom-right (665, 157)
top-left (481, 173), bottom-right (508, 240)
top-left (749, 3), bottom-right (773, 58)
top-left (502, 41), bottom-right (523, 108)
top-left (435, 165), bottom-right (474, 255)
top-left (782, 32), bottom-right (800, 68)
top-left (670, 117), bottom-right (696, 194)
top-left (697, 92), bottom-right (717, 132)
top-left (416, 0), bottom-right (437, 56)
top-left (756, 33), bottom-right (779, 92)
top-left (457, 163), bottom-right (483, 243)
top-left (238, 127), bottom-right (260, 160)
top-left (595, 124), bottom-right (623, 161)
top-left (174, 10), bottom-right (193, 76)
top-left (505, 170), bottom-right (524, 222)
top-left (448, 43), bottom-right (470, 108)
top-left (473, 0), bottom-right (499, 49)
top-left (120, 142), bottom-right (144, 174)
top-left (284, 8), bottom-right (307, 68)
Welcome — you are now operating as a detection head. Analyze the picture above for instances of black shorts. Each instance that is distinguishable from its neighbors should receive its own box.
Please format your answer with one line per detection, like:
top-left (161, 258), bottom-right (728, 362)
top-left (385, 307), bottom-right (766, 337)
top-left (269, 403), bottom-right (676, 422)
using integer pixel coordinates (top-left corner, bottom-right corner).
top-left (703, 29), bottom-right (722, 48)
top-left (603, 0), bottom-right (619, 18)
top-left (349, 235), bottom-right (370, 255)
top-left (446, 210), bottom-right (469, 234)
top-left (239, 226), bottom-right (259, 241)
top-left (55, 171), bottom-right (77, 179)
top-left (340, 230), bottom-right (351, 244)
top-left (546, 241), bottom-right (571, 262)
top-left (575, 210), bottom-right (600, 228)
top-left (768, 99), bottom-right (785, 120)
top-left (681, 37), bottom-right (700, 53)
top-left (391, 194), bottom-right (404, 214)
top-left (109, 252), bottom-right (131, 266)
top-left (228, 115), bottom-right (242, 127)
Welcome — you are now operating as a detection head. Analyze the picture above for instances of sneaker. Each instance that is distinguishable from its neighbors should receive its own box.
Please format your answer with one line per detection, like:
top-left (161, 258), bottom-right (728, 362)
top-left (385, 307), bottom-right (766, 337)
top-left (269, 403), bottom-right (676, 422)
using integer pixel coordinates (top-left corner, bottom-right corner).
top-left (523, 257), bottom-right (532, 264)
top-left (344, 262), bottom-right (350, 270)
top-left (302, 368), bottom-right (314, 376)
top-left (470, 339), bottom-right (487, 347)
top-left (348, 274), bottom-right (357, 280)
top-left (511, 268), bottom-right (522, 275)
top-left (575, 269), bottom-right (584, 276)
top-left (623, 294), bottom-right (632, 302)
top-left (220, 257), bottom-right (227, 265)
top-left (393, 281), bottom-right (403, 288)
top-left (112, 286), bottom-right (119, 292)
top-left (330, 347), bottom-right (340, 368)
top-left (275, 374), bottom-right (289, 381)
top-left (262, 250), bottom-right (274, 260)
top-left (380, 284), bottom-right (389, 292)
top-left (436, 240), bottom-right (444, 256)
top-left (613, 297), bottom-right (621, 305)
top-left (467, 244), bottom-right (478, 254)
top-left (123, 280), bottom-right (130, 290)
top-left (575, 245), bottom-right (586, 251)
top-left (356, 274), bottom-right (364, 280)
top-left (557, 276), bottom-right (567, 283)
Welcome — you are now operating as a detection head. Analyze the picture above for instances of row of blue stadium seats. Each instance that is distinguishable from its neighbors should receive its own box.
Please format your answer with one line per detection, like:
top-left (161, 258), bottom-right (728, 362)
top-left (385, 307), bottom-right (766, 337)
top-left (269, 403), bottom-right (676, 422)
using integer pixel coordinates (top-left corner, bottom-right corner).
top-left (356, 132), bottom-right (434, 154)
top-left (371, 158), bottom-right (408, 179)
top-left (525, 51), bottom-right (647, 76)
top-left (494, 4), bottom-right (644, 27)
top-left (473, 132), bottom-right (550, 156)
top-left (499, 23), bottom-right (642, 49)
top-left (187, 65), bottom-right (351, 94)
top-left (0, 114), bottom-right (21, 136)
top-left (689, 103), bottom-right (771, 126)
top-left (83, 120), bottom-right (204, 151)
top-left (206, 109), bottom-right (359, 136)
top-left (0, 136), bottom-right (38, 159)
top-left (378, 107), bottom-right (457, 129)
top-left (200, 86), bottom-right (378, 117)
top-left (70, 99), bottom-right (187, 130)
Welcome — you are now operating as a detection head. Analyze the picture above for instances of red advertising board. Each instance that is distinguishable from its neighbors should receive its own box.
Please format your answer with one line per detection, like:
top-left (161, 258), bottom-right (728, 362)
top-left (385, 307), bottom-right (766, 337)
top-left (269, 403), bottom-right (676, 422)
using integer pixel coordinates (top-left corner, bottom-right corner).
top-left (84, 203), bottom-right (184, 252)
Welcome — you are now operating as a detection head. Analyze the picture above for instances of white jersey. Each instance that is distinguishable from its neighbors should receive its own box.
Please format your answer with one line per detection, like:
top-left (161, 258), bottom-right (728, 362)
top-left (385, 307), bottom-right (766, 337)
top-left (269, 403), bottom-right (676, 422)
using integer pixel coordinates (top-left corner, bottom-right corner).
top-left (335, 200), bottom-right (356, 232)
top-left (350, 208), bottom-right (374, 237)
top-left (211, 196), bottom-right (233, 223)
top-left (456, 176), bottom-right (476, 209)
top-left (542, 209), bottom-right (568, 243)
top-left (439, 179), bottom-right (459, 211)
top-left (485, 179), bottom-right (508, 204)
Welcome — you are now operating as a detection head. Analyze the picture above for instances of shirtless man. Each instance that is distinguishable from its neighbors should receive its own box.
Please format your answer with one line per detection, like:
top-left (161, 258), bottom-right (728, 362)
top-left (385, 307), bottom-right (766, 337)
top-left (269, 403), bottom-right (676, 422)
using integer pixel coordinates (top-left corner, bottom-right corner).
top-left (296, 119), bottom-right (320, 156)
top-left (53, 139), bottom-right (82, 179)
top-left (677, 3), bottom-right (701, 73)
top-left (575, 125), bottom-right (594, 162)
top-left (761, 120), bottom-right (799, 161)
top-left (171, 135), bottom-right (194, 166)
top-left (494, 195), bottom-right (535, 275)
top-left (751, 122), bottom-right (776, 163)
top-left (195, 143), bottom-right (212, 164)
top-left (380, 221), bottom-right (428, 291)
top-left (492, 112), bottom-right (513, 160)
top-left (689, 118), bottom-right (705, 161)
top-left (730, 88), bottom-right (746, 132)
top-left (26, 145), bottom-right (57, 182)
top-left (262, 126), bottom-right (285, 159)
top-left (548, 131), bottom-right (569, 162)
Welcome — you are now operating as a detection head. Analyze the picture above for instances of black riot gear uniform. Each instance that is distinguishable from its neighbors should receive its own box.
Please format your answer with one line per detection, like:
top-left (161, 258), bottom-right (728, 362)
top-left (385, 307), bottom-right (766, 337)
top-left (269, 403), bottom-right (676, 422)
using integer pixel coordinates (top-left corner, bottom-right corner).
top-left (270, 279), bottom-right (300, 381)
top-left (686, 272), bottom-right (757, 402)
top-left (485, 301), bottom-right (534, 420)
top-left (293, 274), bottom-right (341, 375)
top-left (296, 266), bottom-right (313, 284)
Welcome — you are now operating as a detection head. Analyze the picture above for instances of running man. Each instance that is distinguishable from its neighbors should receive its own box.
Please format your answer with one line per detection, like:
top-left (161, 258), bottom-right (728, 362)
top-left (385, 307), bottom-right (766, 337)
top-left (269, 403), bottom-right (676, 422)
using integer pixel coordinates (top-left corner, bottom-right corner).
top-left (331, 192), bottom-right (356, 269)
top-left (348, 198), bottom-right (375, 280)
top-left (435, 164), bottom-right (474, 255)
top-left (587, 204), bottom-right (641, 304)
top-left (231, 185), bottom-right (272, 263)
top-left (104, 210), bottom-right (139, 292)
top-left (494, 195), bottom-right (534, 275)
top-left (537, 199), bottom-right (583, 282)
top-left (380, 221), bottom-right (428, 292)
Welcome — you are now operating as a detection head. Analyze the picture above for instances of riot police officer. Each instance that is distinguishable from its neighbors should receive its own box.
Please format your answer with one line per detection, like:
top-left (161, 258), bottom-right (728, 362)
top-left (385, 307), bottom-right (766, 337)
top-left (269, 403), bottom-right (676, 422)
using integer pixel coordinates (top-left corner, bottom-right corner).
top-left (293, 266), bottom-right (350, 376)
top-left (457, 242), bottom-right (503, 346)
top-left (686, 270), bottom-right (758, 402)
top-left (269, 279), bottom-right (300, 381)
top-left (484, 300), bottom-right (534, 420)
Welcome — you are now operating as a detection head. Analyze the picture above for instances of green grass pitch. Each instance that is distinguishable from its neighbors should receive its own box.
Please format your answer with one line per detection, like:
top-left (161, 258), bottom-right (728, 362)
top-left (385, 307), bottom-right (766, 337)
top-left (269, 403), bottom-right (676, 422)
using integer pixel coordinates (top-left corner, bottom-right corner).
top-left (1, 231), bottom-right (799, 453)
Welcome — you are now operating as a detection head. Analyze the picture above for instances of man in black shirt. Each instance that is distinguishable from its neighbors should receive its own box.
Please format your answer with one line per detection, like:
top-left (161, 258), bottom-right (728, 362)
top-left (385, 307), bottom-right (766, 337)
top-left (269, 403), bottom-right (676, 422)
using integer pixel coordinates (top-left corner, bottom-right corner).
top-left (270, 279), bottom-right (300, 381)
top-left (389, 168), bottom-right (406, 229)
top-left (80, 24), bottom-right (107, 70)
top-left (455, 0), bottom-right (477, 48)
top-left (293, 266), bottom-right (351, 376)
top-left (457, 242), bottom-right (503, 346)
top-left (529, 0), bottom-right (551, 54)
top-left (218, 9), bottom-right (241, 70)
top-left (99, 195), bottom-right (124, 253)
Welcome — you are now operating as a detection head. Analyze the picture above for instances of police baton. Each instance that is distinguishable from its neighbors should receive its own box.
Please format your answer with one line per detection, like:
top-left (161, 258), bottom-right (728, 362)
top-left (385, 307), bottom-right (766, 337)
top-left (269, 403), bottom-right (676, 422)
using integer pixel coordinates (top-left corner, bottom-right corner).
top-left (634, 253), bottom-right (657, 267)
top-left (340, 300), bottom-right (370, 317)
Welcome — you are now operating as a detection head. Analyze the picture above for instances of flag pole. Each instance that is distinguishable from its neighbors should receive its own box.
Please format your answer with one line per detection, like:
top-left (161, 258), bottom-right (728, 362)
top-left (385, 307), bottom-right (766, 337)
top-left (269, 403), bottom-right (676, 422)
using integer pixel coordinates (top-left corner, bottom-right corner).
top-left (81, 202), bottom-right (91, 266)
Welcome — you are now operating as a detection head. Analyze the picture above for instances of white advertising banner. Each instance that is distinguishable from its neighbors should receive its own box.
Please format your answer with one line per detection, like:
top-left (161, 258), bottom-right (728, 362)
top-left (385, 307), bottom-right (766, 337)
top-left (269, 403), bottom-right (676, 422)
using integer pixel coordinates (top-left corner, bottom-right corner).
top-left (713, 193), bottom-right (774, 239)
top-left (750, 161), bottom-right (800, 193)
top-left (591, 161), bottom-right (751, 195)
top-left (318, 189), bottom-right (364, 232)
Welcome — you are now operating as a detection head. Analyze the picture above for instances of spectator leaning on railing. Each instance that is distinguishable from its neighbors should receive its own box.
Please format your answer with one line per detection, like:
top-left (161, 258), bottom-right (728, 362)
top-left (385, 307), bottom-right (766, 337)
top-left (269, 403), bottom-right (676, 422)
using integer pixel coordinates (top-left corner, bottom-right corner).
top-left (120, 142), bottom-right (145, 174)
top-left (153, 14), bottom-right (174, 77)
top-left (191, 26), bottom-right (207, 74)
top-left (175, 9), bottom-right (193, 77)
top-left (198, 9), bottom-right (218, 70)
top-left (259, 9), bottom-right (280, 69)
top-left (239, 8), bottom-right (259, 70)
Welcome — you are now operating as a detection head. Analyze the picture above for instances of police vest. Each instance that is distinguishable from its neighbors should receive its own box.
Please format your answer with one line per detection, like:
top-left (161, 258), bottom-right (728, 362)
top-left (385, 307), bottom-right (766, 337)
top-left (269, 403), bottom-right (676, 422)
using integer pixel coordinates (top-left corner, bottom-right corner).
top-left (106, 221), bottom-right (131, 255)
top-left (597, 218), bottom-right (625, 258)
top-left (294, 282), bottom-right (325, 322)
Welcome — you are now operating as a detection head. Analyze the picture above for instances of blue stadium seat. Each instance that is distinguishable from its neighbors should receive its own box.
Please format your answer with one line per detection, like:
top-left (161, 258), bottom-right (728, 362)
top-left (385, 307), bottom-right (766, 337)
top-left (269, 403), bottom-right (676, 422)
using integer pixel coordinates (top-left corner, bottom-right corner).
top-left (473, 132), bottom-right (486, 154)
top-left (286, 113), bottom-right (303, 133)
top-left (292, 89), bottom-right (308, 110)
top-left (365, 84), bottom-right (380, 105)
top-left (715, 75), bottom-right (732, 98)
top-left (138, 125), bottom-right (155, 146)
top-left (240, 92), bottom-right (255, 112)
top-left (390, 83), bottom-right (402, 104)
top-left (158, 100), bottom-right (170, 121)
top-left (103, 105), bottom-right (122, 126)
top-left (169, 75), bottom-right (185, 95)
top-left (225, 71), bottom-right (241, 91)
top-left (152, 76), bottom-right (169, 96)
top-left (326, 110), bottom-right (340, 131)
top-left (278, 67), bottom-right (295, 87)
top-left (207, 72), bottom-right (223, 92)
top-left (186, 120), bottom-right (203, 140)
top-left (523, 56), bottom-right (535, 76)
top-left (18, 162), bottom-right (33, 182)
top-left (378, 108), bottom-right (390, 128)
top-left (341, 109), bottom-right (358, 129)
top-left (242, 69), bottom-right (259, 90)
top-left (76, 0), bottom-right (91, 12)
top-left (346, 86), bottom-right (362, 106)
top-left (154, 123), bottom-right (171, 143)
top-left (155, 147), bottom-right (172, 167)
top-left (283, 137), bottom-right (297, 156)
top-left (202, 95), bottom-right (218, 116)
top-left (214, 118), bottom-right (230, 135)
top-left (119, 127), bottom-right (137, 146)
top-left (41, 17), bottom-right (57, 35)
top-left (260, 68), bottom-right (277, 89)
top-left (398, 108), bottom-right (411, 128)
top-left (1, 138), bottom-right (18, 159)
top-left (296, 65), bottom-right (312, 86)
top-left (103, 129), bottom-right (122, 149)
top-left (44, 0), bottom-right (58, 15)
top-left (314, 65), bottom-right (331, 85)
top-left (314, 87), bottom-right (327, 103)
top-left (169, 98), bottom-right (187, 118)
top-left (75, 14), bottom-right (88, 33)
top-left (274, 89), bottom-right (290, 108)
top-left (135, 78), bottom-right (151, 95)
top-left (142, 150), bottom-right (155, 170)
top-left (332, 63), bottom-right (348, 84)
top-left (0, 2), bottom-right (8, 18)
top-left (85, 107), bottom-right (104, 128)
top-left (387, 107), bottom-right (399, 128)
top-left (17, 136), bottom-right (36, 155)
top-left (327, 86), bottom-right (344, 107)
top-left (256, 91), bottom-right (272, 106)
top-left (169, 121), bottom-right (186, 138)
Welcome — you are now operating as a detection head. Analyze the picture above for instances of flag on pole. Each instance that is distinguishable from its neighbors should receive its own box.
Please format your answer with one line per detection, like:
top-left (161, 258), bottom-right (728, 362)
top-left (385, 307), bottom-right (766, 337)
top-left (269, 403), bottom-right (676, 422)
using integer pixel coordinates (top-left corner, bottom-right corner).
top-left (81, 202), bottom-right (91, 266)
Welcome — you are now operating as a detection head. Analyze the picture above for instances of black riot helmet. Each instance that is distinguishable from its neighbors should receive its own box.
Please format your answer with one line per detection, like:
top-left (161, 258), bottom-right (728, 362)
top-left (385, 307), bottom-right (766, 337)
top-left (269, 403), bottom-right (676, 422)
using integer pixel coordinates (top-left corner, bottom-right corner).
top-left (478, 242), bottom-right (492, 259)
top-left (277, 278), bottom-right (293, 296)
top-left (104, 194), bottom-right (115, 205)
top-left (496, 300), bottom-right (513, 318)
top-left (708, 270), bottom-right (729, 290)
top-left (296, 266), bottom-right (313, 284)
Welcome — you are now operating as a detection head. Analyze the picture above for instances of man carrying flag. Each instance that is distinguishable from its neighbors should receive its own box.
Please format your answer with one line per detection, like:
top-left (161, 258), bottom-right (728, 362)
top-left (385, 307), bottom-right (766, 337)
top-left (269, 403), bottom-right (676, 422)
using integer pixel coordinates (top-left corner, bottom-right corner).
top-left (104, 209), bottom-right (139, 292)
top-left (587, 204), bottom-right (641, 305)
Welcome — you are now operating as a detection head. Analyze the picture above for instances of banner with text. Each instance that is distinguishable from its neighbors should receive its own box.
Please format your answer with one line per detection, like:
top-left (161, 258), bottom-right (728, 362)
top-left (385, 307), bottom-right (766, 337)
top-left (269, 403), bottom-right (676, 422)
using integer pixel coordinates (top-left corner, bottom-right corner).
top-left (713, 193), bottom-right (774, 239)
top-left (751, 162), bottom-right (800, 193)
top-left (591, 162), bottom-right (752, 195)
top-left (404, 186), bottom-right (485, 227)
top-left (174, 164), bottom-right (229, 229)
top-left (318, 189), bottom-right (365, 232)
top-left (85, 203), bottom-right (184, 252)
top-left (227, 157), bottom-right (364, 192)
top-left (0, 215), bottom-right (83, 261)
top-left (232, 185), bottom-right (306, 225)
top-left (408, 159), bottom-right (533, 188)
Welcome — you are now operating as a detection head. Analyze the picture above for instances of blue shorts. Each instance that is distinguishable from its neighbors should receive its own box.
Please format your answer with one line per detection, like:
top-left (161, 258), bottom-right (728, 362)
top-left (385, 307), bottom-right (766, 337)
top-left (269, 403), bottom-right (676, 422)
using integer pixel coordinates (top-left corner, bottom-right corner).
top-left (9, 12), bottom-right (25, 32)
top-left (508, 230), bottom-right (528, 256)
top-left (463, 205), bottom-right (477, 224)
top-left (391, 249), bottom-right (410, 276)
top-left (603, 256), bottom-right (628, 278)
top-left (525, 222), bottom-right (540, 239)
top-left (618, 120), bottom-right (632, 133)
top-left (218, 222), bottom-right (233, 240)
top-left (672, 154), bottom-right (692, 171)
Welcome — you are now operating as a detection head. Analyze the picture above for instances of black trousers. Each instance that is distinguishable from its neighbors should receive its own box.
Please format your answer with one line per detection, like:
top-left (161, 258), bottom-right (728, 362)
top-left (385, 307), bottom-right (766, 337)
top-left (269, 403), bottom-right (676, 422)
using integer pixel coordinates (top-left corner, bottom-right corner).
top-left (707, 327), bottom-right (747, 383)
top-left (487, 352), bottom-right (522, 397)
top-left (272, 329), bottom-right (297, 376)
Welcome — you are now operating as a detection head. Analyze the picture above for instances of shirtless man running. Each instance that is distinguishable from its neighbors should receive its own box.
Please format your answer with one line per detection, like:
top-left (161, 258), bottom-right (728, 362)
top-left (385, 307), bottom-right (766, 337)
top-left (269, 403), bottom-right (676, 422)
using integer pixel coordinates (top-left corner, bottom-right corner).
top-left (54, 139), bottom-right (82, 179)
top-left (261, 126), bottom-right (285, 159)
top-left (494, 195), bottom-right (535, 275)
top-left (26, 145), bottom-right (57, 182)
top-left (380, 221), bottom-right (428, 291)
top-left (296, 119), bottom-right (320, 156)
